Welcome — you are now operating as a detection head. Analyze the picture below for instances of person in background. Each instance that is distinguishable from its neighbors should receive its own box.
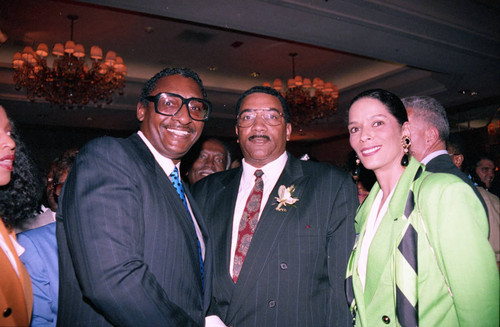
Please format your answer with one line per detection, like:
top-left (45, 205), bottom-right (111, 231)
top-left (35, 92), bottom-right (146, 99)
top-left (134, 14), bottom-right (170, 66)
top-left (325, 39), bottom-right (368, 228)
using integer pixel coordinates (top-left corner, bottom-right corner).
top-left (402, 95), bottom-right (487, 215)
top-left (186, 138), bottom-right (231, 185)
top-left (348, 151), bottom-right (377, 204)
top-left (17, 149), bottom-right (78, 326)
top-left (193, 86), bottom-right (358, 327)
top-left (57, 67), bottom-right (212, 326)
top-left (445, 135), bottom-right (465, 171)
top-left (0, 105), bottom-right (33, 326)
top-left (355, 168), bottom-right (376, 204)
top-left (467, 153), bottom-right (500, 268)
top-left (17, 149), bottom-right (78, 233)
top-left (471, 154), bottom-right (496, 191)
top-left (346, 89), bottom-right (498, 326)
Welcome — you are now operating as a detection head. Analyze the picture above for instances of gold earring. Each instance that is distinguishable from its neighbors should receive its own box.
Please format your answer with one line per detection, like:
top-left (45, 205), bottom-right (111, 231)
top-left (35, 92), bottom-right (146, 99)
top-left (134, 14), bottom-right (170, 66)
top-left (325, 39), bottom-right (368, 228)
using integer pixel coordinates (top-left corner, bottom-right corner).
top-left (353, 157), bottom-right (361, 177)
top-left (401, 136), bottom-right (411, 166)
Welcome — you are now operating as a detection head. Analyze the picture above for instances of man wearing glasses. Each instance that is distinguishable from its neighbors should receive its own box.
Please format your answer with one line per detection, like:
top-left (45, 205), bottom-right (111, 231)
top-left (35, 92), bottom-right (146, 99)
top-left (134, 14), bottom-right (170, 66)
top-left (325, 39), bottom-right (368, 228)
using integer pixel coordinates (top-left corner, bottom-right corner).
top-left (192, 86), bottom-right (358, 327)
top-left (57, 68), bottom-right (212, 326)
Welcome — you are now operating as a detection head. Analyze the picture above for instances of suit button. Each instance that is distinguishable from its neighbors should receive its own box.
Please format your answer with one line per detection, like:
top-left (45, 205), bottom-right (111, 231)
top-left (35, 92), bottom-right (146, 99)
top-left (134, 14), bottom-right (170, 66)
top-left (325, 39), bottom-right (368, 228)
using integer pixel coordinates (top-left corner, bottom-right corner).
top-left (3, 307), bottom-right (12, 317)
top-left (382, 315), bottom-right (390, 324)
top-left (268, 300), bottom-right (276, 308)
top-left (280, 263), bottom-right (288, 270)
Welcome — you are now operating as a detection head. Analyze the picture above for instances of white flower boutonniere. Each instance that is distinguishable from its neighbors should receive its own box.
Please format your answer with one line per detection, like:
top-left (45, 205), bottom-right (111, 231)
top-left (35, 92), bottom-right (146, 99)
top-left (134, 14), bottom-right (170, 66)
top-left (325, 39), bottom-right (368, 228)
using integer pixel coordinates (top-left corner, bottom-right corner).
top-left (275, 185), bottom-right (299, 212)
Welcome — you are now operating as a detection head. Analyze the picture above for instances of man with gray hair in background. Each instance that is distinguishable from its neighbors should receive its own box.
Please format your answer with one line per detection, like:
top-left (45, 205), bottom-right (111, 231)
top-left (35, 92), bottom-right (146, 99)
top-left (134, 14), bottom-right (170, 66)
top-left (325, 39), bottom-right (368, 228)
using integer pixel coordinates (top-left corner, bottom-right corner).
top-left (186, 138), bottom-right (232, 185)
top-left (403, 95), bottom-right (487, 214)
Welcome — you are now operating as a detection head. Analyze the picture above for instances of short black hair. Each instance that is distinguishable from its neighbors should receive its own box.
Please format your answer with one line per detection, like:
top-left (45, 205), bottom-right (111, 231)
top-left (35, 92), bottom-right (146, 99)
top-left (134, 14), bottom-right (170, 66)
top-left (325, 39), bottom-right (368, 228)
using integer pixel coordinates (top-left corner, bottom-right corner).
top-left (349, 89), bottom-right (408, 126)
top-left (139, 67), bottom-right (207, 106)
top-left (235, 86), bottom-right (290, 123)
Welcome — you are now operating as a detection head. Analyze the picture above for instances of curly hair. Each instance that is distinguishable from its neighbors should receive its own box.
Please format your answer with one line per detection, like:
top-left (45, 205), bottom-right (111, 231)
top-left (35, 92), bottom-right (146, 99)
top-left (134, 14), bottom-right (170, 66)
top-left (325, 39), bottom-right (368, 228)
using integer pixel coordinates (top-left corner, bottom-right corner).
top-left (0, 121), bottom-right (43, 230)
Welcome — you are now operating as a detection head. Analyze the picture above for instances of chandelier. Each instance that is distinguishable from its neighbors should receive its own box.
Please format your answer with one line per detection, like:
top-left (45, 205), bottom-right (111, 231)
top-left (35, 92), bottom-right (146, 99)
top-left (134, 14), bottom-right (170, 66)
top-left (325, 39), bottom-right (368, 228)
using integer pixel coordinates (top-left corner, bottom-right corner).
top-left (263, 53), bottom-right (338, 127)
top-left (12, 15), bottom-right (126, 109)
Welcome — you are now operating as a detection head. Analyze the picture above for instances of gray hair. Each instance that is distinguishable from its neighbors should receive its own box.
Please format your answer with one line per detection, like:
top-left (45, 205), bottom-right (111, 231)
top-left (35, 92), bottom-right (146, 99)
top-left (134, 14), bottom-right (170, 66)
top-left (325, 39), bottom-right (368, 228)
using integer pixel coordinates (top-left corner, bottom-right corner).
top-left (402, 96), bottom-right (449, 141)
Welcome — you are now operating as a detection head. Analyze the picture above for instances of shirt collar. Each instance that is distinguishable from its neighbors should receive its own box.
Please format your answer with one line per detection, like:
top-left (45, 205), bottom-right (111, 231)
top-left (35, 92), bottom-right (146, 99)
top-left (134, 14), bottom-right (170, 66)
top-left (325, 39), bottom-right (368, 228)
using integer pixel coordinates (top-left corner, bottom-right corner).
top-left (421, 149), bottom-right (449, 165)
top-left (241, 151), bottom-right (288, 185)
top-left (137, 131), bottom-right (178, 176)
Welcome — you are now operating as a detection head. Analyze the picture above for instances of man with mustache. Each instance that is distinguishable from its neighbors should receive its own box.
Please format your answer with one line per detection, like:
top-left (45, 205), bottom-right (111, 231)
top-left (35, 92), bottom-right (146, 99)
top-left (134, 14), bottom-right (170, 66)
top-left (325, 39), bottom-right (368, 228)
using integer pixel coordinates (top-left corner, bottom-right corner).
top-left (187, 138), bottom-right (231, 185)
top-left (192, 86), bottom-right (358, 327)
top-left (57, 68), bottom-right (212, 326)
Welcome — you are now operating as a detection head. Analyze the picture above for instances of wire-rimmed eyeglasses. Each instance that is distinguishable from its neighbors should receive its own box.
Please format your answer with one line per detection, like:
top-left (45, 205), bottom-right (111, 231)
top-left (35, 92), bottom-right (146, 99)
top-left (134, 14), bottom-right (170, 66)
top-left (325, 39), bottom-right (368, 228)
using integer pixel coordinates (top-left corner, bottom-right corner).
top-left (144, 92), bottom-right (212, 121)
top-left (237, 109), bottom-right (285, 127)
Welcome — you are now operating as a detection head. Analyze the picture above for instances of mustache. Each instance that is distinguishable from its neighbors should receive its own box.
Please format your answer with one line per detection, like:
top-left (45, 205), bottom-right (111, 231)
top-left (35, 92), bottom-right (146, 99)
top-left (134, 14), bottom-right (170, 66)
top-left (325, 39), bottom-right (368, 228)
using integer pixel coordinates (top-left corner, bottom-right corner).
top-left (249, 135), bottom-right (270, 141)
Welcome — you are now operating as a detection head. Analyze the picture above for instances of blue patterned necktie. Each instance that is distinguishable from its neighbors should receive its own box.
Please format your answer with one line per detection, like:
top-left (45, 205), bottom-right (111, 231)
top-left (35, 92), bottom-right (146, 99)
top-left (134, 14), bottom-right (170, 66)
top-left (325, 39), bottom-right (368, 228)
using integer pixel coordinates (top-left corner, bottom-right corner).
top-left (170, 166), bottom-right (204, 294)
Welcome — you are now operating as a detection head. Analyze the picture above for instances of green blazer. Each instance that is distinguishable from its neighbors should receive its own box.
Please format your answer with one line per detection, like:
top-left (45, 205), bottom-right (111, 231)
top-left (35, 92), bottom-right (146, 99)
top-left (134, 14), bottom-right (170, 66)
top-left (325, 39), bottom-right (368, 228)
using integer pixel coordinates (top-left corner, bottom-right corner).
top-left (347, 157), bottom-right (499, 326)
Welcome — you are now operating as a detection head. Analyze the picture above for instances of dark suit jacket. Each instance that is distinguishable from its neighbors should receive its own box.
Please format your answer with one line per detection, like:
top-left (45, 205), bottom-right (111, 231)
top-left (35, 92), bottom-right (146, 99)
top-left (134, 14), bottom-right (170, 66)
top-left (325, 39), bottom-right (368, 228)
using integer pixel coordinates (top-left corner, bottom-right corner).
top-left (56, 134), bottom-right (211, 327)
top-left (192, 154), bottom-right (358, 327)
top-left (425, 154), bottom-right (488, 215)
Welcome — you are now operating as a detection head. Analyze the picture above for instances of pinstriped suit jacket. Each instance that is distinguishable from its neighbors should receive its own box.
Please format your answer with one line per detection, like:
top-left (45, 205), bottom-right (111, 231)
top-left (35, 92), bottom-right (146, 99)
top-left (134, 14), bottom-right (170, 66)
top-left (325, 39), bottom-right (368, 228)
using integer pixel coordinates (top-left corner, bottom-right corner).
top-left (192, 154), bottom-right (358, 327)
top-left (56, 134), bottom-right (211, 327)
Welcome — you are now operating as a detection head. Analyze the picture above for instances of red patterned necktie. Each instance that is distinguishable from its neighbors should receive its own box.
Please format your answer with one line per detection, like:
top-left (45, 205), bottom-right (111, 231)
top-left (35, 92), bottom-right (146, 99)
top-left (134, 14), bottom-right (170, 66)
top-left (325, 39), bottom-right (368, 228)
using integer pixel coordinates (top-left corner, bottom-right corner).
top-left (233, 169), bottom-right (264, 283)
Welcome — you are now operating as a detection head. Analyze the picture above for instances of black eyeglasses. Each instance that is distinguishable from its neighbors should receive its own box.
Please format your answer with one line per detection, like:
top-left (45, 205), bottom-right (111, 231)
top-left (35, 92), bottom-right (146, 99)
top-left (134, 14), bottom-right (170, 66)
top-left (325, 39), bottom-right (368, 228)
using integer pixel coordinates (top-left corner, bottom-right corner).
top-left (237, 109), bottom-right (284, 127)
top-left (144, 92), bottom-right (212, 121)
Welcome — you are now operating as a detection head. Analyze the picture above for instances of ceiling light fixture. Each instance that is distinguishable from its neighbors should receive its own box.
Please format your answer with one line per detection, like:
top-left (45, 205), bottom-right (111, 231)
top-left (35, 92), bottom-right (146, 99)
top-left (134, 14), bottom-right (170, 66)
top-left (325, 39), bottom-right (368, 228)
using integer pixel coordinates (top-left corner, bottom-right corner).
top-left (12, 15), bottom-right (126, 109)
top-left (263, 52), bottom-right (338, 127)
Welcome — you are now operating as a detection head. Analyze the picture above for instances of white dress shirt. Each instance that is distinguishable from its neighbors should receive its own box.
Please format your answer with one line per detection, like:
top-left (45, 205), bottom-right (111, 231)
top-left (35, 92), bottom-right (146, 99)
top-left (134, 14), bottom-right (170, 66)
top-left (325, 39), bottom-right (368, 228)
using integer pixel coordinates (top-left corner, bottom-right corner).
top-left (137, 131), bottom-right (205, 259)
top-left (229, 151), bottom-right (288, 278)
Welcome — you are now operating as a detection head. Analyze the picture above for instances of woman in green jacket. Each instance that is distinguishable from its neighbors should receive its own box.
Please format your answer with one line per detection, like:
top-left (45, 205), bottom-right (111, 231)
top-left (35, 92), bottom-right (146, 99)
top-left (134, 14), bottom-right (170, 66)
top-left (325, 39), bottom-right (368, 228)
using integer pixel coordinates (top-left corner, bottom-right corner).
top-left (345, 89), bottom-right (498, 326)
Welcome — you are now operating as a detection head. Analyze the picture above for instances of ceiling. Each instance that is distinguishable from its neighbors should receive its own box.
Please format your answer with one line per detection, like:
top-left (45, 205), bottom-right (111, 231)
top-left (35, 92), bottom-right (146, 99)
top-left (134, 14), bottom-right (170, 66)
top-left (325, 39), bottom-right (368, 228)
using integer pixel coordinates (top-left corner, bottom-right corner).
top-left (0, 0), bottom-right (499, 141)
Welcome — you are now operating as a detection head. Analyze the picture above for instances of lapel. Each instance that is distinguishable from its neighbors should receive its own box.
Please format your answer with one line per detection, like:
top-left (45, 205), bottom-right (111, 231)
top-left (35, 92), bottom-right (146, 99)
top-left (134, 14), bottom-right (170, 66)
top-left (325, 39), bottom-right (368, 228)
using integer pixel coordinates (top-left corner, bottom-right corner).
top-left (359, 158), bottom-right (422, 304)
top-left (131, 134), bottom-right (200, 241)
top-left (213, 168), bottom-right (243, 295)
top-left (226, 154), bottom-right (305, 322)
top-left (348, 180), bottom-right (377, 319)
top-left (185, 185), bottom-right (213, 311)
top-left (130, 134), bottom-right (202, 281)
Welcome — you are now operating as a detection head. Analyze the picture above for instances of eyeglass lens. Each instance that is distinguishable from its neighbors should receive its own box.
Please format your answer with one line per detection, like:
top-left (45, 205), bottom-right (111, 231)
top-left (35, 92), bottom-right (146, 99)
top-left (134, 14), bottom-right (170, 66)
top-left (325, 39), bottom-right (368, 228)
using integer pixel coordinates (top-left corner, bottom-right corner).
top-left (153, 93), bottom-right (210, 120)
top-left (237, 109), bottom-right (283, 127)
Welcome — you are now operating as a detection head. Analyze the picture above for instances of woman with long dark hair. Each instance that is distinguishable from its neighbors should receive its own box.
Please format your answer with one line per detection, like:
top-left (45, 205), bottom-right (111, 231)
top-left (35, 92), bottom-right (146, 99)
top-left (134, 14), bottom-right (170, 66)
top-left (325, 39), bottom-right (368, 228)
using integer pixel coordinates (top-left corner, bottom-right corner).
top-left (345, 89), bottom-right (498, 326)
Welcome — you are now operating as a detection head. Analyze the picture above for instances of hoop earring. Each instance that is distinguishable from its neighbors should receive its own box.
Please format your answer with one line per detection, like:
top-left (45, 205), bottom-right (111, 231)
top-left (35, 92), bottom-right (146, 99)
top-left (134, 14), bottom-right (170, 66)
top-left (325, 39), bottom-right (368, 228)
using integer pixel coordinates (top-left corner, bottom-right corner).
top-left (401, 136), bottom-right (411, 166)
top-left (353, 156), bottom-right (361, 177)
